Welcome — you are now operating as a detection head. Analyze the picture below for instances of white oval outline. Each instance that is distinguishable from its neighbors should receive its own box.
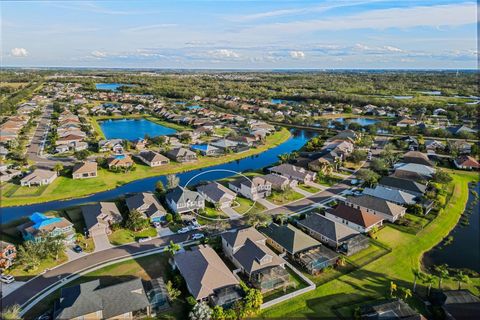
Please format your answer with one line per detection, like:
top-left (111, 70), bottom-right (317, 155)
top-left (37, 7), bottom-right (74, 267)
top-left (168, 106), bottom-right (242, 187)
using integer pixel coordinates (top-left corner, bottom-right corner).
top-left (180, 169), bottom-right (257, 221)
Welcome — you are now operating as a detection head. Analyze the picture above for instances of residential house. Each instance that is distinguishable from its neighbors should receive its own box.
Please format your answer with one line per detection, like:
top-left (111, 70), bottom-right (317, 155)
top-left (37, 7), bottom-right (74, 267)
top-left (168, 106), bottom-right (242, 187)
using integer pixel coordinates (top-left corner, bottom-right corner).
top-left (325, 203), bottom-right (384, 233)
top-left (99, 139), bottom-right (124, 153)
top-left (454, 155), bottom-right (480, 170)
top-left (432, 290), bottom-right (480, 320)
top-left (329, 130), bottom-right (359, 143)
top-left (72, 161), bottom-right (98, 179)
top-left (261, 173), bottom-right (298, 191)
top-left (402, 151), bottom-right (433, 167)
top-left (20, 169), bottom-right (57, 187)
top-left (221, 228), bottom-right (289, 293)
top-left (165, 147), bottom-right (197, 162)
top-left (400, 136), bottom-right (419, 150)
top-left (197, 182), bottom-right (236, 209)
top-left (210, 139), bottom-right (239, 151)
top-left (133, 138), bottom-right (147, 150)
top-left (261, 223), bottom-right (339, 275)
top-left (360, 299), bottom-right (425, 320)
top-left (81, 202), bottom-right (123, 237)
top-left (228, 176), bottom-right (271, 201)
top-left (447, 125), bottom-right (477, 136)
top-left (448, 140), bottom-right (472, 154)
top-left (126, 192), bottom-right (167, 222)
top-left (54, 278), bottom-right (159, 320)
top-left (165, 186), bottom-right (205, 214)
top-left (18, 212), bottom-right (75, 242)
top-left (396, 118), bottom-right (417, 127)
top-left (137, 150), bottom-right (170, 167)
top-left (394, 163), bottom-right (435, 180)
top-left (425, 139), bottom-right (445, 153)
top-left (190, 144), bottom-right (223, 156)
top-left (269, 163), bottom-right (316, 184)
top-left (0, 168), bottom-right (22, 183)
top-left (363, 185), bottom-right (417, 205)
top-left (0, 241), bottom-right (16, 270)
top-left (378, 176), bottom-right (427, 198)
top-left (173, 245), bottom-right (242, 307)
top-left (107, 154), bottom-right (134, 169)
top-left (345, 195), bottom-right (407, 222)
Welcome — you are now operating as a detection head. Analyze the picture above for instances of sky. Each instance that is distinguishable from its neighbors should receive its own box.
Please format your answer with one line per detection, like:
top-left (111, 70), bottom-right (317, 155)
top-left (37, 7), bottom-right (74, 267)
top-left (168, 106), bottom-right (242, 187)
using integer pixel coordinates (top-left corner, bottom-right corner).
top-left (1, 0), bottom-right (478, 69)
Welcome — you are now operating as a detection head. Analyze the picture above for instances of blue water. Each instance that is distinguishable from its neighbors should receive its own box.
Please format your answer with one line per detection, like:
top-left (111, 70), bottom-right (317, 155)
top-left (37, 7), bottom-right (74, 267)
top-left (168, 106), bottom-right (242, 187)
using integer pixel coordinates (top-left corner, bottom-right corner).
top-left (99, 119), bottom-right (177, 140)
top-left (191, 144), bottom-right (208, 151)
top-left (320, 117), bottom-right (379, 128)
top-left (96, 83), bottom-right (135, 92)
top-left (271, 99), bottom-right (296, 105)
top-left (1, 129), bottom-right (315, 223)
top-left (187, 105), bottom-right (202, 110)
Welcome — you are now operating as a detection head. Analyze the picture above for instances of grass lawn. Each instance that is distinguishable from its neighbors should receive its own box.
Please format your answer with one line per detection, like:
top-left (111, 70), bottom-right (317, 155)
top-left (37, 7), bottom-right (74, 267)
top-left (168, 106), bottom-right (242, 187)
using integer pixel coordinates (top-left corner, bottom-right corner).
top-left (268, 189), bottom-right (304, 205)
top-left (108, 227), bottom-right (158, 246)
top-left (234, 197), bottom-right (266, 215)
top-left (1, 128), bottom-right (291, 207)
top-left (297, 184), bottom-right (320, 194)
top-left (259, 171), bottom-right (479, 318)
top-left (8, 253), bottom-right (68, 279)
top-left (201, 206), bottom-right (229, 219)
top-left (263, 266), bottom-right (310, 302)
top-left (316, 175), bottom-right (343, 187)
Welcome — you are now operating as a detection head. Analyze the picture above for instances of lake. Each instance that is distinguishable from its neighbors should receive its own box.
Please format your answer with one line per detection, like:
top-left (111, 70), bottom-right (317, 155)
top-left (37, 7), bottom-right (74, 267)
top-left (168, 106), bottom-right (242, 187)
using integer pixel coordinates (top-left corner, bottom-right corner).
top-left (99, 118), bottom-right (177, 140)
top-left (313, 117), bottom-right (379, 129)
top-left (96, 83), bottom-right (135, 92)
top-left (1, 129), bottom-right (315, 223)
top-left (423, 182), bottom-right (480, 272)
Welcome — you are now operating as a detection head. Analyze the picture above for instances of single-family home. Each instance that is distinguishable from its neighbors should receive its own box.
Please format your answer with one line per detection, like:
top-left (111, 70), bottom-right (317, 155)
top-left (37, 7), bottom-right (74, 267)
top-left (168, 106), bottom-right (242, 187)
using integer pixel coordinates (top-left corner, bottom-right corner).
top-left (72, 161), bottom-right (98, 179)
top-left (165, 148), bottom-right (197, 162)
top-left (396, 118), bottom-right (417, 127)
top-left (394, 162), bottom-right (435, 180)
top-left (20, 169), bottom-right (57, 187)
top-left (221, 228), bottom-right (290, 292)
top-left (378, 176), bottom-right (427, 197)
top-left (363, 185), bottom-right (417, 205)
top-left (325, 203), bottom-right (384, 233)
top-left (173, 245), bottom-right (242, 307)
top-left (425, 139), bottom-right (445, 153)
top-left (402, 151), bottom-right (433, 167)
top-left (165, 186), bottom-right (205, 214)
top-left (0, 241), bottom-right (17, 270)
top-left (360, 299), bottom-right (425, 320)
top-left (197, 182), bottom-right (236, 209)
top-left (447, 125), bottom-right (477, 136)
top-left (81, 202), bottom-right (123, 237)
top-left (137, 150), bottom-right (170, 167)
top-left (269, 164), bottom-right (316, 184)
top-left (228, 176), bottom-right (271, 201)
top-left (0, 168), bottom-right (22, 183)
top-left (454, 155), bottom-right (480, 170)
top-left (107, 154), bottom-right (134, 169)
top-left (190, 144), bottom-right (223, 156)
top-left (328, 130), bottom-right (359, 143)
top-left (261, 173), bottom-right (298, 191)
top-left (433, 290), bottom-right (480, 320)
top-left (126, 192), bottom-right (167, 222)
top-left (345, 195), bottom-right (407, 222)
top-left (18, 212), bottom-right (75, 242)
top-left (210, 139), bottom-right (239, 151)
top-left (448, 140), bottom-right (472, 155)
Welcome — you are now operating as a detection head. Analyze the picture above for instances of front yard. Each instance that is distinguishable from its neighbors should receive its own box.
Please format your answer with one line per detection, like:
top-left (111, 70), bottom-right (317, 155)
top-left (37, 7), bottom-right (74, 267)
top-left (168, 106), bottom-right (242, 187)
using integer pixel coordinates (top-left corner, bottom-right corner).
top-left (267, 189), bottom-right (304, 205)
top-left (108, 227), bottom-right (158, 246)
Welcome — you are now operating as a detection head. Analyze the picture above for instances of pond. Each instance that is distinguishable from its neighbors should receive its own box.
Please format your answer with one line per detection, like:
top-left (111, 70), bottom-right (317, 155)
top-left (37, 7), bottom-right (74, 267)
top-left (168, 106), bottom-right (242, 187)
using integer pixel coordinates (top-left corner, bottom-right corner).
top-left (423, 182), bottom-right (480, 272)
top-left (96, 83), bottom-right (136, 92)
top-left (313, 117), bottom-right (379, 129)
top-left (392, 95), bottom-right (413, 100)
top-left (1, 129), bottom-right (316, 223)
top-left (99, 118), bottom-right (177, 141)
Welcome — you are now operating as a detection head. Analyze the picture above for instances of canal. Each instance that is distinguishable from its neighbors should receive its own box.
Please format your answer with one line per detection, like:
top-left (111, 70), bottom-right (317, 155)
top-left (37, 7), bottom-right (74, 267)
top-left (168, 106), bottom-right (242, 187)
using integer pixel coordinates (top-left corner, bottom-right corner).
top-left (1, 129), bottom-right (315, 224)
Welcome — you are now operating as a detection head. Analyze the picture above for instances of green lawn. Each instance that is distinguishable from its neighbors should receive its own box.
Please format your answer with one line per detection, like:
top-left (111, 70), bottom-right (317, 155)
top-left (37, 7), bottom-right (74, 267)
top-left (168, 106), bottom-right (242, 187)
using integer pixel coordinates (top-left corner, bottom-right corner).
top-left (108, 227), bottom-right (157, 246)
top-left (268, 189), bottom-right (304, 205)
top-left (201, 206), bottom-right (229, 219)
top-left (234, 197), bottom-right (266, 215)
top-left (260, 171), bottom-right (479, 318)
top-left (297, 184), bottom-right (320, 194)
top-left (8, 253), bottom-right (68, 279)
top-left (263, 266), bottom-right (310, 302)
top-left (2, 128), bottom-right (291, 207)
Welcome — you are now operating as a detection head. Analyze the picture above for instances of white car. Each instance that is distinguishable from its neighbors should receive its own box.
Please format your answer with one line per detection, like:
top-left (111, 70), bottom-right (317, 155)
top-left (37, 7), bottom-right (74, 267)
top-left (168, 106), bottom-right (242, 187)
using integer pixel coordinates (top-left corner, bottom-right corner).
top-left (0, 274), bottom-right (15, 284)
top-left (177, 227), bottom-right (190, 234)
top-left (191, 233), bottom-right (204, 240)
top-left (137, 237), bottom-right (151, 243)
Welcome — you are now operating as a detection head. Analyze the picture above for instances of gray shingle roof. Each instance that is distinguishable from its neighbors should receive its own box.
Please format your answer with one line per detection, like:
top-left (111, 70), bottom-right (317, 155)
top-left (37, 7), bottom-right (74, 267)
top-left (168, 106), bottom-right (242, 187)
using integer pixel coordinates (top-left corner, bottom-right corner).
top-left (260, 223), bottom-right (321, 254)
top-left (197, 182), bottom-right (236, 203)
top-left (363, 186), bottom-right (417, 205)
top-left (297, 212), bottom-right (359, 243)
top-left (378, 176), bottom-right (427, 195)
top-left (125, 192), bottom-right (166, 218)
top-left (165, 186), bottom-right (203, 204)
top-left (345, 195), bottom-right (407, 218)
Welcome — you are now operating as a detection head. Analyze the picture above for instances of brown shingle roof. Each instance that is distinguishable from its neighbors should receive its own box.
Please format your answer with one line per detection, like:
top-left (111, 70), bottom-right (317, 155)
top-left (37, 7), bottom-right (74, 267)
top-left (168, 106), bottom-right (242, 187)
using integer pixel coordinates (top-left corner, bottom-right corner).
top-left (327, 203), bottom-right (383, 228)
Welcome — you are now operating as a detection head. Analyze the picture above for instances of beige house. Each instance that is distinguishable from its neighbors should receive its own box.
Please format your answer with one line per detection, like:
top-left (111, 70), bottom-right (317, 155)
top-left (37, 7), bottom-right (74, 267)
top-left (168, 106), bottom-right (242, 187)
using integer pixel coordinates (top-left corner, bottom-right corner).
top-left (72, 161), bottom-right (98, 179)
top-left (137, 150), bottom-right (170, 167)
top-left (20, 169), bottom-right (57, 187)
top-left (81, 202), bottom-right (123, 237)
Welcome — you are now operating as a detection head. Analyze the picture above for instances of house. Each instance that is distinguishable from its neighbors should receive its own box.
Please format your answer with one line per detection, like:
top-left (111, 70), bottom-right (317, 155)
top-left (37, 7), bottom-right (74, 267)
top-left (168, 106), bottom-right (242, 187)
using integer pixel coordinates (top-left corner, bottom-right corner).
top-left (328, 130), bottom-right (358, 143)
top-left (221, 228), bottom-right (290, 292)
top-left (396, 118), bottom-right (417, 127)
top-left (269, 164), bottom-right (316, 184)
top-left (81, 202), bottom-right (123, 237)
top-left (325, 203), bottom-right (384, 233)
top-left (197, 182), bottom-right (236, 209)
top-left (20, 169), bottom-right (57, 187)
top-left (190, 144), bottom-right (223, 156)
top-left (394, 163), bottom-right (435, 180)
top-left (133, 138), bottom-right (147, 150)
top-left (454, 155), bottom-right (480, 170)
top-left (18, 212), bottom-right (75, 242)
top-left (0, 168), bottom-right (22, 183)
top-left (54, 278), bottom-right (161, 320)
top-left (0, 241), bottom-right (17, 270)
top-left (107, 154), bottom-right (134, 169)
top-left (447, 125), bottom-right (477, 135)
top-left (210, 139), bottom-right (239, 151)
top-left (126, 192), bottom-right (167, 222)
top-left (432, 290), bottom-right (480, 320)
top-left (173, 245), bottom-right (242, 307)
top-left (345, 195), bottom-right (407, 222)
top-left (99, 139), bottom-right (124, 153)
top-left (378, 176), bottom-right (427, 197)
top-left (402, 151), bottom-right (433, 167)
top-left (228, 176), bottom-right (271, 201)
top-left (363, 185), bottom-right (417, 205)
top-left (262, 173), bottom-right (298, 191)
top-left (390, 170), bottom-right (428, 184)
top-left (137, 150), bottom-right (170, 167)
top-left (425, 139), bottom-right (445, 153)
top-left (360, 299), bottom-right (425, 320)
top-left (72, 161), bottom-right (98, 179)
top-left (297, 212), bottom-right (369, 256)
top-left (448, 140), bottom-right (472, 154)
top-left (261, 223), bottom-right (339, 275)
top-left (165, 186), bottom-right (205, 214)
top-left (55, 144), bottom-right (70, 153)
top-left (323, 140), bottom-right (354, 158)
top-left (400, 136), bottom-right (419, 150)
top-left (165, 147), bottom-right (197, 162)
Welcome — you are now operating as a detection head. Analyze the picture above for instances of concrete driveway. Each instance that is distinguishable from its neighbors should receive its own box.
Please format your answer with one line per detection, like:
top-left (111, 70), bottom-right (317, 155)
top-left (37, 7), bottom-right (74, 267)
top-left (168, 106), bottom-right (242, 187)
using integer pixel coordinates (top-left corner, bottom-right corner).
top-left (256, 198), bottom-right (278, 210)
top-left (92, 232), bottom-right (113, 252)
top-left (221, 206), bottom-right (242, 219)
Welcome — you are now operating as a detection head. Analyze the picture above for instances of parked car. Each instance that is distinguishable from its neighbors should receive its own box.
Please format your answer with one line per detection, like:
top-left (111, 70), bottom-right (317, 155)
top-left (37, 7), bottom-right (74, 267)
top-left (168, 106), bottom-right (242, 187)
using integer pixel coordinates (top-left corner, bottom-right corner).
top-left (72, 245), bottom-right (83, 253)
top-left (191, 233), bottom-right (204, 240)
top-left (153, 221), bottom-right (161, 228)
top-left (177, 227), bottom-right (190, 234)
top-left (0, 274), bottom-right (15, 284)
top-left (137, 237), bottom-right (151, 243)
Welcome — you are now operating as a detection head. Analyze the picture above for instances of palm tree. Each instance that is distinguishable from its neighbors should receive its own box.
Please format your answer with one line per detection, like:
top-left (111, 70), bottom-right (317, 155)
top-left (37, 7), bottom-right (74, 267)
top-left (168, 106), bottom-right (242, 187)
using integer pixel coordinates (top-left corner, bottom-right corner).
top-left (166, 240), bottom-right (181, 256)
top-left (455, 271), bottom-right (470, 290)
top-left (390, 281), bottom-right (398, 297)
top-left (422, 274), bottom-right (436, 296)
top-left (412, 268), bottom-right (424, 293)
top-left (400, 287), bottom-right (412, 300)
top-left (276, 214), bottom-right (288, 226)
top-left (53, 162), bottom-right (64, 175)
top-left (1, 304), bottom-right (21, 320)
top-left (337, 256), bottom-right (346, 267)
top-left (434, 264), bottom-right (449, 289)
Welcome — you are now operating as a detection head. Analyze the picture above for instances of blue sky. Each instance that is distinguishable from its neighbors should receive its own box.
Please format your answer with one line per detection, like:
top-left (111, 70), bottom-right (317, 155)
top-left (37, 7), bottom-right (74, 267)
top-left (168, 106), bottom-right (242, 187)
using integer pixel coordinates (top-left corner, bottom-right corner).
top-left (2, 0), bottom-right (477, 69)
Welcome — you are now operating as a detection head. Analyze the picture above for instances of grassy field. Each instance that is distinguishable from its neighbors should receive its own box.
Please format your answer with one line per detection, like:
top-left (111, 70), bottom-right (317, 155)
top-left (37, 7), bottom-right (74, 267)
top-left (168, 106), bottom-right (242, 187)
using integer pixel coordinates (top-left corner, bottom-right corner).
top-left (268, 189), bottom-right (304, 205)
top-left (1, 128), bottom-right (291, 207)
top-left (260, 171), bottom-right (479, 318)
top-left (108, 227), bottom-right (158, 246)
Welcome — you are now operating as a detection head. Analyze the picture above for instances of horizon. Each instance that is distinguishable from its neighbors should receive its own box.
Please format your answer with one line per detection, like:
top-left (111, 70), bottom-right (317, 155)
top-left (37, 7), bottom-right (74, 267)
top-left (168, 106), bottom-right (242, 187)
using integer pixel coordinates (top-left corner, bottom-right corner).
top-left (2, 0), bottom-right (477, 69)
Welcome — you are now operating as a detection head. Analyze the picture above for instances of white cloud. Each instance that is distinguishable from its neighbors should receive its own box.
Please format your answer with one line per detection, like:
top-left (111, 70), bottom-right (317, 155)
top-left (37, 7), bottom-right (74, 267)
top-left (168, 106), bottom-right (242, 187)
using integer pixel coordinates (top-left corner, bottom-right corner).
top-left (383, 45), bottom-right (404, 53)
top-left (11, 48), bottom-right (28, 57)
top-left (208, 49), bottom-right (240, 59)
top-left (91, 50), bottom-right (107, 58)
top-left (290, 51), bottom-right (305, 59)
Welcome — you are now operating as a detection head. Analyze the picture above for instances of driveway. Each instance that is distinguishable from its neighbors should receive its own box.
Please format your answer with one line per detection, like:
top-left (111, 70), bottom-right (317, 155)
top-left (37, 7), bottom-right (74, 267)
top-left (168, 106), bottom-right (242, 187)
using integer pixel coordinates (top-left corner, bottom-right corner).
top-left (221, 206), bottom-right (243, 219)
top-left (65, 247), bottom-right (88, 261)
top-left (256, 198), bottom-right (278, 210)
top-left (92, 232), bottom-right (113, 252)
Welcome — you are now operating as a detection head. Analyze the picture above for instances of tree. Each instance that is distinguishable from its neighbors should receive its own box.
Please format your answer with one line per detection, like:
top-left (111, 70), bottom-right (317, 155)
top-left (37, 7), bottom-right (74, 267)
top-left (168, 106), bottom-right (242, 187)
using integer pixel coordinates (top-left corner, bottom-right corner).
top-left (74, 150), bottom-right (90, 160)
top-left (17, 241), bottom-right (41, 271)
top-left (53, 162), bottom-right (64, 175)
top-left (356, 169), bottom-right (380, 187)
top-left (368, 225), bottom-right (379, 237)
top-left (348, 150), bottom-right (367, 164)
top-left (125, 209), bottom-right (149, 231)
top-left (166, 240), bottom-right (181, 256)
top-left (167, 174), bottom-right (180, 189)
top-left (370, 158), bottom-right (388, 174)
top-left (412, 268), bottom-right (424, 293)
top-left (434, 264), bottom-right (449, 289)
top-left (1, 304), bottom-right (21, 320)
top-left (155, 180), bottom-right (166, 194)
top-left (390, 281), bottom-right (398, 297)
top-left (408, 204), bottom-right (424, 216)
top-left (211, 306), bottom-right (225, 320)
top-left (189, 302), bottom-right (212, 320)
top-left (166, 280), bottom-right (181, 302)
top-left (46, 234), bottom-right (66, 261)
top-left (400, 287), bottom-right (412, 300)
top-left (380, 144), bottom-right (400, 167)
top-left (337, 256), bottom-right (346, 267)
top-left (246, 212), bottom-right (272, 228)
top-left (165, 213), bottom-right (173, 223)
top-left (432, 170), bottom-right (452, 184)
top-left (455, 271), bottom-right (469, 290)
top-left (276, 213), bottom-right (288, 225)
top-left (422, 273), bottom-right (436, 296)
